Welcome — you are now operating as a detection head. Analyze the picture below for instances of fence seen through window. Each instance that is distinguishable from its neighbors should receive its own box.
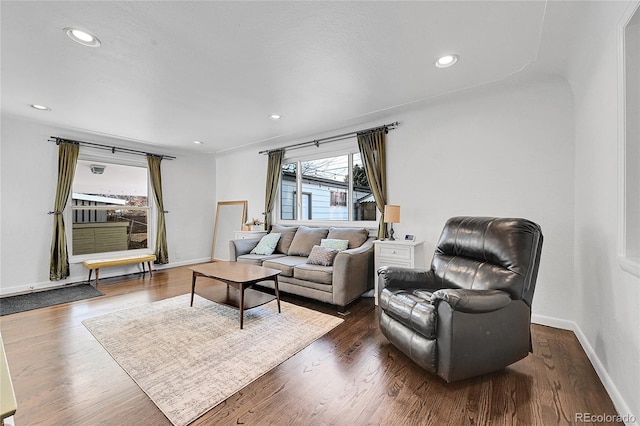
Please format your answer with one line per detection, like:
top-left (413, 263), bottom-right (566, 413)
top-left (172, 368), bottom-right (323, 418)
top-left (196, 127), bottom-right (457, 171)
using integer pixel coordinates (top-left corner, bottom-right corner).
top-left (71, 160), bottom-right (149, 256)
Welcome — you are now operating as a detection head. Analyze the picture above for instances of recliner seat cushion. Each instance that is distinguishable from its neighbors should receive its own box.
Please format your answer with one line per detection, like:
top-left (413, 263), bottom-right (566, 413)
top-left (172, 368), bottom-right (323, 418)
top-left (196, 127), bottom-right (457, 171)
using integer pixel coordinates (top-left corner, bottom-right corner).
top-left (379, 287), bottom-right (437, 339)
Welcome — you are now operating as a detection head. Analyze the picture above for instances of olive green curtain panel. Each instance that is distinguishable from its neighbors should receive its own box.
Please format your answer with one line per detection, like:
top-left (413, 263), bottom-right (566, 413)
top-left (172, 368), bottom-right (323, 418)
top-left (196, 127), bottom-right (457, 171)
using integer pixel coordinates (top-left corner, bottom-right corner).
top-left (147, 155), bottom-right (169, 264)
top-left (264, 149), bottom-right (284, 231)
top-left (357, 129), bottom-right (388, 239)
top-left (49, 141), bottom-right (79, 280)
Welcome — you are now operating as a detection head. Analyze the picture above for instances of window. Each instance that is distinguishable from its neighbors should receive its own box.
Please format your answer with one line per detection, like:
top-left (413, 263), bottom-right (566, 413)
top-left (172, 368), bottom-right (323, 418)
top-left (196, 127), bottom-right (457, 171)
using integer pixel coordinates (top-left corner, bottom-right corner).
top-left (330, 191), bottom-right (347, 207)
top-left (70, 159), bottom-right (150, 256)
top-left (619, 3), bottom-right (640, 277)
top-left (279, 147), bottom-right (375, 223)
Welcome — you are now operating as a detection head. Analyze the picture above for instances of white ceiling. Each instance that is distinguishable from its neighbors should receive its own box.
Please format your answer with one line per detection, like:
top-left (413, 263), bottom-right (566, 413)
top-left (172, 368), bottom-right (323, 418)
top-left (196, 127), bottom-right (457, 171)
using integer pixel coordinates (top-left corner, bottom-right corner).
top-left (1, 1), bottom-right (580, 154)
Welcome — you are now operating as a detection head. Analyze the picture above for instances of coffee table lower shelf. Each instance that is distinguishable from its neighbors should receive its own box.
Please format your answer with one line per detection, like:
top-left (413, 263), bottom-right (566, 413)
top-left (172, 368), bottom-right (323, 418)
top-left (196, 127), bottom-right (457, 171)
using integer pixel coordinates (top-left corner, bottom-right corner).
top-left (194, 283), bottom-right (276, 311)
top-left (189, 262), bottom-right (282, 329)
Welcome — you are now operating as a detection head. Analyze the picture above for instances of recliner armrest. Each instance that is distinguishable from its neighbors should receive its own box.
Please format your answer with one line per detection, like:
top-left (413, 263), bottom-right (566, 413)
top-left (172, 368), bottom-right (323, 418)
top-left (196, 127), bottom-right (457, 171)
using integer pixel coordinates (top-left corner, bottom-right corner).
top-left (431, 288), bottom-right (512, 313)
top-left (377, 266), bottom-right (437, 289)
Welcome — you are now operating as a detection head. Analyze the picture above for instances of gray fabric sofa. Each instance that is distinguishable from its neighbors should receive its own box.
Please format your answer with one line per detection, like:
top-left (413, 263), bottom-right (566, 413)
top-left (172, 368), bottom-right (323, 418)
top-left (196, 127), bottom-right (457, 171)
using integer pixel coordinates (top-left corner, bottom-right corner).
top-left (229, 225), bottom-right (374, 311)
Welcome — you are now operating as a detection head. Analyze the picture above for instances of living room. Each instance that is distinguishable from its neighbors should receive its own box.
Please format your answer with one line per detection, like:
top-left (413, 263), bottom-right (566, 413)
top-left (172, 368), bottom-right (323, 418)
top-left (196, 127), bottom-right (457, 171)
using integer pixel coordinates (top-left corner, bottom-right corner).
top-left (1, 1), bottom-right (639, 425)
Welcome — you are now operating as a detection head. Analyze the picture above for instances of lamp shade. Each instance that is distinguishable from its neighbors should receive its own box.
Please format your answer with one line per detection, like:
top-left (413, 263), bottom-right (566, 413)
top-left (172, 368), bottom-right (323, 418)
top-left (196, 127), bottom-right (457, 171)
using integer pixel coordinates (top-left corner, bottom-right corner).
top-left (384, 205), bottom-right (400, 223)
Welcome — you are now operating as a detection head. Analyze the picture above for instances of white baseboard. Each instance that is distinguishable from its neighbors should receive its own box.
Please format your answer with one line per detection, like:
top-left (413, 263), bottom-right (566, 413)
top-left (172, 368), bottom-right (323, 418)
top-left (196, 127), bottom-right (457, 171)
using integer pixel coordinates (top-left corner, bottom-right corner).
top-left (152, 257), bottom-right (211, 270)
top-left (571, 325), bottom-right (639, 426)
top-left (531, 313), bottom-right (575, 330)
top-left (0, 258), bottom-right (211, 296)
top-left (532, 314), bottom-right (638, 426)
top-left (0, 279), bottom-right (83, 296)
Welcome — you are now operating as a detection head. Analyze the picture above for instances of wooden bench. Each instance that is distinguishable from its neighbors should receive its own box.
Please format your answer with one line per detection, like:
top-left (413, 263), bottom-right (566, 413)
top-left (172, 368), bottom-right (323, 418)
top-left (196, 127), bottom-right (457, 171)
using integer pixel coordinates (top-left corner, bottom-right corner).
top-left (83, 254), bottom-right (157, 286)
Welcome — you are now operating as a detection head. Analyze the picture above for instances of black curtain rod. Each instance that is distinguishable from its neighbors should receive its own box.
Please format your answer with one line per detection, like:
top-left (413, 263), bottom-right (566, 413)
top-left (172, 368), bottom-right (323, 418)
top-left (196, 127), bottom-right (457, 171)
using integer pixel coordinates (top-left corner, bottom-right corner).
top-left (49, 137), bottom-right (176, 160)
top-left (258, 121), bottom-right (399, 155)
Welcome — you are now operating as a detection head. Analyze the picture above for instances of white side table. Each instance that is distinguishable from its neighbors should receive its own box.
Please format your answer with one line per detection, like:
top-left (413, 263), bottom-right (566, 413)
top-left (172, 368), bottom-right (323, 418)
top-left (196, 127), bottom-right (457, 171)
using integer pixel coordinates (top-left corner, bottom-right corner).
top-left (233, 230), bottom-right (268, 240)
top-left (373, 240), bottom-right (425, 305)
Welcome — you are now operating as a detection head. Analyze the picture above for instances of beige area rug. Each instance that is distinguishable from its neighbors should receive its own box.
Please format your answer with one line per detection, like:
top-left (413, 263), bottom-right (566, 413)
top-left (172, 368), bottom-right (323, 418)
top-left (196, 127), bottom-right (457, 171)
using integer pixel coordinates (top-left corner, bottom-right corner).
top-left (82, 294), bottom-right (343, 426)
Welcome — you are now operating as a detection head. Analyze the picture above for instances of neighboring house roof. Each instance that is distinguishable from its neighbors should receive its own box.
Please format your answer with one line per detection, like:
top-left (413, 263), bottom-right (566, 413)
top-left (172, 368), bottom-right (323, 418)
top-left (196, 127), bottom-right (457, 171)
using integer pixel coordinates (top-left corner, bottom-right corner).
top-left (358, 194), bottom-right (376, 204)
top-left (72, 193), bottom-right (127, 205)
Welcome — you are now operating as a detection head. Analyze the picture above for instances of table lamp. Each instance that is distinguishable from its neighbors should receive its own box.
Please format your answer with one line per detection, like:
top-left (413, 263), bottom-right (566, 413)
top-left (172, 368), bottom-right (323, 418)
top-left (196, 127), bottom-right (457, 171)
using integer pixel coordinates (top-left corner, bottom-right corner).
top-left (384, 205), bottom-right (400, 240)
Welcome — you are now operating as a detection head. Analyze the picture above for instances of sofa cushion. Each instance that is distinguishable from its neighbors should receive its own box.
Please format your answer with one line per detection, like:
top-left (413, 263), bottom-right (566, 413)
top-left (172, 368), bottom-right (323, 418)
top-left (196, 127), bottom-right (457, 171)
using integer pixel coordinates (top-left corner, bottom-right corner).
top-left (287, 226), bottom-right (329, 256)
top-left (294, 263), bottom-right (333, 285)
top-left (271, 225), bottom-right (298, 254)
top-left (320, 238), bottom-right (349, 251)
top-left (250, 233), bottom-right (281, 255)
top-left (237, 253), bottom-right (286, 266)
top-left (327, 227), bottom-right (369, 249)
top-left (262, 256), bottom-right (308, 277)
top-left (307, 245), bottom-right (339, 266)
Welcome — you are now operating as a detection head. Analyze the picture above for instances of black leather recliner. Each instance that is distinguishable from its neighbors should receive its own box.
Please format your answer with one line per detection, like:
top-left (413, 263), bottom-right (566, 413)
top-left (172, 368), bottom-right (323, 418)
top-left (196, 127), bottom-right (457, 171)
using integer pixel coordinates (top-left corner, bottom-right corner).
top-left (377, 216), bottom-right (543, 382)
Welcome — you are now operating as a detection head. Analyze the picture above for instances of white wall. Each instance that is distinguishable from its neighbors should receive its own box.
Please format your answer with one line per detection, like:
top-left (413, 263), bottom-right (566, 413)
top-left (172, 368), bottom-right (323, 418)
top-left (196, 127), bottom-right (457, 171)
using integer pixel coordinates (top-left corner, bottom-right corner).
top-left (0, 114), bottom-right (217, 295)
top-left (216, 75), bottom-right (576, 324)
top-left (389, 76), bottom-right (576, 323)
top-left (566, 1), bottom-right (640, 422)
top-left (216, 146), bottom-right (268, 221)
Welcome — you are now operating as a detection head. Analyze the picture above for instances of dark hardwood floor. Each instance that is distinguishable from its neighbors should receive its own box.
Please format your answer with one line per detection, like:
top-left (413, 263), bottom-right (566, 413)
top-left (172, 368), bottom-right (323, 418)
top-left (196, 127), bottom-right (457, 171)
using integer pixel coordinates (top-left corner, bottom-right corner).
top-left (0, 265), bottom-right (622, 425)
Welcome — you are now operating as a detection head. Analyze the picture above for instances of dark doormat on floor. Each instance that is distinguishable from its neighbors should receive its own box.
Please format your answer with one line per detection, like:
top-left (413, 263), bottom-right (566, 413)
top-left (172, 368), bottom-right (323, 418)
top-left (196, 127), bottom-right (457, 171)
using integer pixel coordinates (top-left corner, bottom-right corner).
top-left (0, 284), bottom-right (104, 316)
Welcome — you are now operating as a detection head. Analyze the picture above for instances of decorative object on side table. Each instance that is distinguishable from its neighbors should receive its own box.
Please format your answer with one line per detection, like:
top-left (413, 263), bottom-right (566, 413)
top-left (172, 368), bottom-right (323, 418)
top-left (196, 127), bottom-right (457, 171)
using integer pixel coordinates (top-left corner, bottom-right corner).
top-left (383, 205), bottom-right (400, 240)
top-left (245, 218), bottom-right (264, 231)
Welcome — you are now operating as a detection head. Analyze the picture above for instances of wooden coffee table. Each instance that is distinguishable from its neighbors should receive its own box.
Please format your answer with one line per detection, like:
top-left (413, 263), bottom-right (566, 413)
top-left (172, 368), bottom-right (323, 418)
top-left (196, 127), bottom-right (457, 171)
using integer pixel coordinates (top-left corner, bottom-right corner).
top-left (189, 262), bottom-right (282, 329)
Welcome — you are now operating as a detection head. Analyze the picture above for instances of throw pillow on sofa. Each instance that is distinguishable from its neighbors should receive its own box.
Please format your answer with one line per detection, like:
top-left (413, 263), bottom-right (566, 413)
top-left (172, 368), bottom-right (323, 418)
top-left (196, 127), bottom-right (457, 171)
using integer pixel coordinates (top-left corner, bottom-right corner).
top-left (320, 238), bottom-right (349, 251)
top-left (288, 226), bottom-right (329, 256)
top-left (271, 224), bottom-right (298, 254)
top-left (306, 245), bottom-right (339, 266)
top-left (327, 227), bottom-right (369, 248)
top-left (250, 233), bottom-right (281, 255)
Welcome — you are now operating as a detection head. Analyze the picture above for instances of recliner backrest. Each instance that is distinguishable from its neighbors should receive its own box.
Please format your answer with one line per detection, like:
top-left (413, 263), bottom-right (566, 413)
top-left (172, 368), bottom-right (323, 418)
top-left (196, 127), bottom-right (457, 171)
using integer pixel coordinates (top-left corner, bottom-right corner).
top-left (431, 217), bottom-right (543, 307)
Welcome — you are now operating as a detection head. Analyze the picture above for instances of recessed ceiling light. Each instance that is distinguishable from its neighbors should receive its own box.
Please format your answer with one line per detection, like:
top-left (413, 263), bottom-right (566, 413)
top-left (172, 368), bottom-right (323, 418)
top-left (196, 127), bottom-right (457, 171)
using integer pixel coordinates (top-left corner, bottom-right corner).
top-left (434, 54), bottom-right (459, 68)
top-left (30, 104), bottom-right (50, 111)
top-left (193, 140), bottom-right (203, 145)
top-left (269, 114), bottom-right (282, 120)
top-left (64, 27), bottom-right (101, 47)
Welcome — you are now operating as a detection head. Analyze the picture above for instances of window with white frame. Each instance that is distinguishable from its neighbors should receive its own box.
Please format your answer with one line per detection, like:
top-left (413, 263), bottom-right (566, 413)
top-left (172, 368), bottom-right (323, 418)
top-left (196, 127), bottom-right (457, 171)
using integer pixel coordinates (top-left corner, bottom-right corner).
top-left (70, 159), bottom-right (151, 256)
top-left (279, 146), bottom-right (377, 223)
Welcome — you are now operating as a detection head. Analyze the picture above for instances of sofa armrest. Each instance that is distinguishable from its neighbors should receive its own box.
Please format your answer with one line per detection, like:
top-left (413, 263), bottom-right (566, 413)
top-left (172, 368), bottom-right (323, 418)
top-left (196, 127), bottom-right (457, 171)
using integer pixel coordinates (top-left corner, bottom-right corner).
top-left (228, 238), bottom-right (261, 261)
top-left (431, 288), bottom-right (512, 313)
top-left (332, 239), bottom-right (374, 307)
